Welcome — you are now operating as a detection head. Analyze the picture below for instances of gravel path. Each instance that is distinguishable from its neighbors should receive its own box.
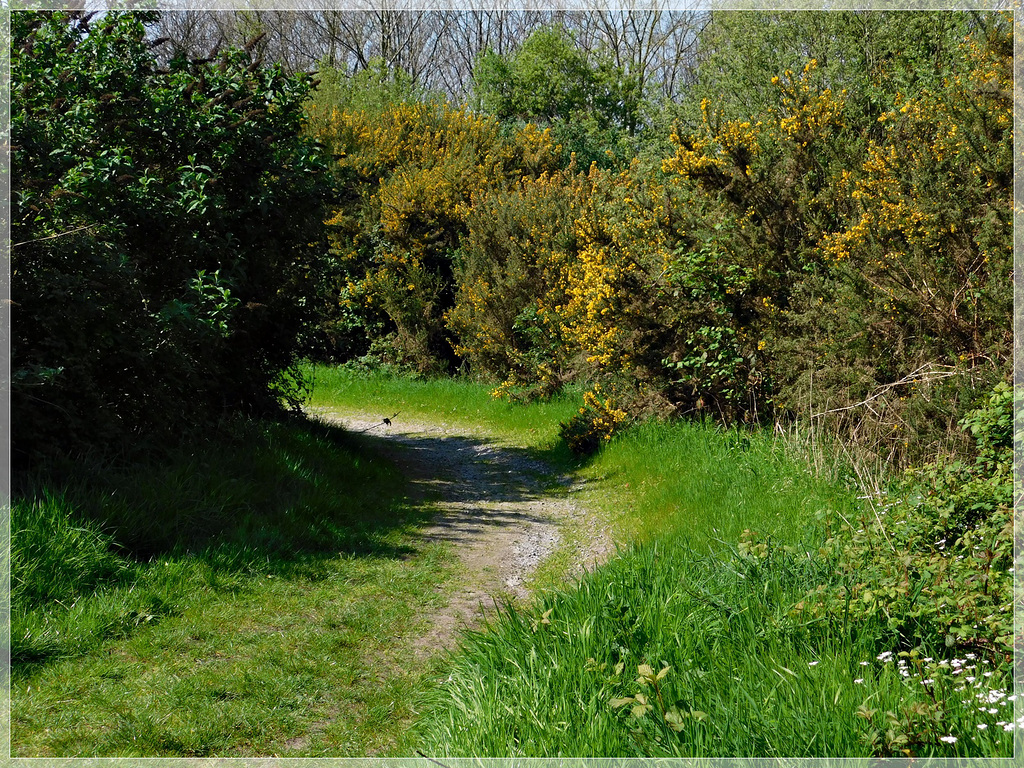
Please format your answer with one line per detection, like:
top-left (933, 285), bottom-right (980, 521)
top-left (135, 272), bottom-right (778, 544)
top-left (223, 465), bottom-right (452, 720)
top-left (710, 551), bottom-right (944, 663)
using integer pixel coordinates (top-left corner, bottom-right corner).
top-left (308, 408), bottom-right (614, 654)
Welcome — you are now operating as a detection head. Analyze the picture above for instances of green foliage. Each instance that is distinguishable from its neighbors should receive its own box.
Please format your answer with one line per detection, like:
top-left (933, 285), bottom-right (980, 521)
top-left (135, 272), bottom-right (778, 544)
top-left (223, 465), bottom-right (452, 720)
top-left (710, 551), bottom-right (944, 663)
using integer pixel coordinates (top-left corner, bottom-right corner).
top-left (662, 12), bottom-right (1011, 460)
top-left (800, 382), bottom-right (1014, 662)
top-left (472, 26), bottom-right (643, 168)
top-left (11, 10), bottom-right (334, 462)
top-left (309, 93), bottom-right (561, 373)
top-left (474, 27), bottom-right (597, 126)
top-left (304, 14), bottom-right (1010, 472)
top-left (309, 58), bottom-right (426, 122)
top-left (449, 168), bottom-right (585, 394)
top-left (678, 11), bottom-right (973, 132)
top-left (658, 220), bottom-right (765, 419)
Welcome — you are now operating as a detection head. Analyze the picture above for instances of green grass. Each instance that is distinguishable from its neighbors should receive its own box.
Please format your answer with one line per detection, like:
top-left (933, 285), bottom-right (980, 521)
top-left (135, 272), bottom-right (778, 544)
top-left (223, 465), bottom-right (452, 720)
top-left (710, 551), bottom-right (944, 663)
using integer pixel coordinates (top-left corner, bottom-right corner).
top-left (14, 370), bottom-right (1014, 757)
top-left (14, 548), bottom-right (454, 756)
top-left (11, 414), bottom-right (458, 756)
top-left (305, 364), bottom-right (583, 453)
top-left (415, 418), bottom-right (1015, 757)
top-left (574, 419), bottom-right (855, 548)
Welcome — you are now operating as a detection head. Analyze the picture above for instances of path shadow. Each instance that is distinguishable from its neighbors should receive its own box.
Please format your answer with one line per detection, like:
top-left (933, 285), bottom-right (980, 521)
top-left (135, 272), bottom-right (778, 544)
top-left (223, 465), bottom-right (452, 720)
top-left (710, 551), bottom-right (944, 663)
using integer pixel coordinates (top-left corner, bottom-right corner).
top-left (12, 413), bottom-right (576, 673)
top-left (308, 415), bottom-right (570, 551)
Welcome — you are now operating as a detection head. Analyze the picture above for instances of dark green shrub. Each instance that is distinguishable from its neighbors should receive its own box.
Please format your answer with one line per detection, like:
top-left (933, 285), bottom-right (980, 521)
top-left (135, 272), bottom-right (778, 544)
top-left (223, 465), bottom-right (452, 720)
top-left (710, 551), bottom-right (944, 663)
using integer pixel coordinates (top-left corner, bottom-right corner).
top-left (11, 10), bottom-right (334, 462)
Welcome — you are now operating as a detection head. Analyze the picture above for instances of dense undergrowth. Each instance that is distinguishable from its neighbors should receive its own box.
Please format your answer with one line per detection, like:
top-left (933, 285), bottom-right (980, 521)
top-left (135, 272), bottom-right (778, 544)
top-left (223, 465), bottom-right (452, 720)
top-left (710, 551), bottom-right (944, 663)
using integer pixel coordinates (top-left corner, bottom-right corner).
top-left (12, 11), bottom-right (333, 465)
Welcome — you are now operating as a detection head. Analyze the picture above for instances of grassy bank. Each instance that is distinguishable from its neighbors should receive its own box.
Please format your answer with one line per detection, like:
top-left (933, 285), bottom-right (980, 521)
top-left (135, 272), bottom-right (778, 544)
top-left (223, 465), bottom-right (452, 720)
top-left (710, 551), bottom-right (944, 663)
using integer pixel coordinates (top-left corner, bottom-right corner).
top-left (13, 370), bottom-right (1013, 757)
top-left (11, 415), bottom-right (457, 756)
top-left (416, 418), bottom-right (1015, 757)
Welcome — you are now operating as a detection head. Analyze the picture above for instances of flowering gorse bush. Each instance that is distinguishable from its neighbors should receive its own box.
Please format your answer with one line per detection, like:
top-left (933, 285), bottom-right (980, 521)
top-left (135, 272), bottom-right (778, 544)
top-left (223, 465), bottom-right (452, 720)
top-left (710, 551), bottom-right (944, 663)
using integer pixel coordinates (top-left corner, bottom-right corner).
top-left (661, 19), bottom-right (1011, 460)
top-left (310, 94), bottom-right (561, 371)
top-left (558, 386), bottom-right (629, 456)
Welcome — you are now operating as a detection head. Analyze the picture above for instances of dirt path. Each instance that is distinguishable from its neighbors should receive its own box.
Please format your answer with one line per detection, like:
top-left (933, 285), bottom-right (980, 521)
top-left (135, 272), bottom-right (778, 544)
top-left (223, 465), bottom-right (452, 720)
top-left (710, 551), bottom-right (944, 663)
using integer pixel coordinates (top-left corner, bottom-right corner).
top-left (309, 408), bottom-right (614, 655)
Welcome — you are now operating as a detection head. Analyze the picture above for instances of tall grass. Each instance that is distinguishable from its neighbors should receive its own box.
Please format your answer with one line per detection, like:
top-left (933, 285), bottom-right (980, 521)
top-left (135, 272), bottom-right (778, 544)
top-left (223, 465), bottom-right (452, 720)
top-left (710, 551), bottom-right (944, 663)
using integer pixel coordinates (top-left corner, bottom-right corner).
top-left (575, 419), bottom-right (857, 549)
top-left (417, 417), bottom-right (1015, 757)
top-left (15, 371), bottom-right (1013, 756)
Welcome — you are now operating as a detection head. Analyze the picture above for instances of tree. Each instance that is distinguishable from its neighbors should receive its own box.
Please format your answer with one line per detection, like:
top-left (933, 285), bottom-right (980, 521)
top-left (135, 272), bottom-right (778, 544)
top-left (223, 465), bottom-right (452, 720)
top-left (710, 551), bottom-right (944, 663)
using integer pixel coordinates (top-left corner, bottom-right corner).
top-left (678, 11), bottom-right (974, 132)
top-left (472, 25), bottom-right (644, 168)
top-left (11, 10), bottom-right (334, 463)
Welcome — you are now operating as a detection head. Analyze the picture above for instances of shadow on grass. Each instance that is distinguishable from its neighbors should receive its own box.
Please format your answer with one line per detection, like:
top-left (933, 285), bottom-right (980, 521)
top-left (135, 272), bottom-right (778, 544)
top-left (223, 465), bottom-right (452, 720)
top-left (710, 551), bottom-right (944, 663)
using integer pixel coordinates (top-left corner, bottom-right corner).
top-left (306, 412), bottom-right (579, 547)
top-left (11, 412), bottom-right (581, 672)
top-left (10, 415), bottom-right (425, 671)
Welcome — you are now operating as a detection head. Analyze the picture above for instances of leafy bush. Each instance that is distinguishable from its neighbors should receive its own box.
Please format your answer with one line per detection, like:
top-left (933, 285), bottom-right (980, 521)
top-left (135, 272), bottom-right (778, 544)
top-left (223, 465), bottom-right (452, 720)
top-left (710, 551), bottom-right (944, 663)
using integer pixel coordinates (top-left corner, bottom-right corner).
top-left (662, 16), bottom-right (1011, 459)
top-left (309, 94), bottom-right (561, 373)
top-left (11, 10), bottom-right (333, 462)
top-left (454, 158), bottom-right (678, 415)
top-left (449, 166), bottom-right (586, 396)
top-left (303, 11), bottom-right (1009, 474)
top-left (800, 382), bottom-right (1013, 663)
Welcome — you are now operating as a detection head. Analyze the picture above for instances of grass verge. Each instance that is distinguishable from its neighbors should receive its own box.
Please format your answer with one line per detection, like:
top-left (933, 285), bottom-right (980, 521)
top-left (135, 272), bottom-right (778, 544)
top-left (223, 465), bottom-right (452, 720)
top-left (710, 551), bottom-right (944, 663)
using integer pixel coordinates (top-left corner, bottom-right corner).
top-left (304, 364), bottom-right (582, 455)
top-left (11, 415), bottom-right (457, 756)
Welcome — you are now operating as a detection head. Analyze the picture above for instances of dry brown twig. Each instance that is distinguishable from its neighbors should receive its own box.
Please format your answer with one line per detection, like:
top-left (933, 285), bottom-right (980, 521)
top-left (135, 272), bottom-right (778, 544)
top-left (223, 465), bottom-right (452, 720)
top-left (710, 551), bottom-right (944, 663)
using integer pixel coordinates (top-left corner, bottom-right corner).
top-left (809, 363), bottom-right (959, 419)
